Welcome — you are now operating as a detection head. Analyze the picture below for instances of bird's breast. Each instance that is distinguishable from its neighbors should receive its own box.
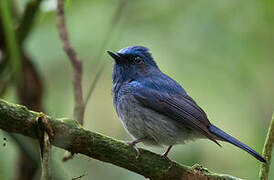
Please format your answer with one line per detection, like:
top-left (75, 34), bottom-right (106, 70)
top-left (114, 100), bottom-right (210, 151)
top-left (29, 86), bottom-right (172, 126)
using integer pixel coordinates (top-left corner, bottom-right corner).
top-left (114, 92), bottom-right (199, 146)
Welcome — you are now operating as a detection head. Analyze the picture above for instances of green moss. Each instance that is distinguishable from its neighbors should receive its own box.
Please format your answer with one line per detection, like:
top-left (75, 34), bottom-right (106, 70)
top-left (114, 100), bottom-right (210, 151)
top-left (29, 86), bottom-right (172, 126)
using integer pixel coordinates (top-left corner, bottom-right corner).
top-left (192, 163), bottom-right (210, 173)
top-left (59, 118), bottom-right (81, 128)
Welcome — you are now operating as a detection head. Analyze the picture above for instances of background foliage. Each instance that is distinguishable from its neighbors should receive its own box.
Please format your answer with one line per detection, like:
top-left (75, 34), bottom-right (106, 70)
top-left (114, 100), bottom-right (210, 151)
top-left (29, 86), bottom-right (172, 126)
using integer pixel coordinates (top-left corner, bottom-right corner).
top-left (0, 0), bottom-right (273, 179)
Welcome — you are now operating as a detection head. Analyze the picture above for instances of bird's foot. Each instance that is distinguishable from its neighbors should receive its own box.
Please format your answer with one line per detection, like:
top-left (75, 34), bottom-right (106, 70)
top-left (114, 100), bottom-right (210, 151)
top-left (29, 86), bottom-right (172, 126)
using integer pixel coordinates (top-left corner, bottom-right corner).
top-left (161, 145), bottom-right (173, 169)
top-left (161, 151), bottom-right (169, 158)
top-left (161, 153), bottom-right (173, 170)
top-left (126, 139), bottom-right (142, 159)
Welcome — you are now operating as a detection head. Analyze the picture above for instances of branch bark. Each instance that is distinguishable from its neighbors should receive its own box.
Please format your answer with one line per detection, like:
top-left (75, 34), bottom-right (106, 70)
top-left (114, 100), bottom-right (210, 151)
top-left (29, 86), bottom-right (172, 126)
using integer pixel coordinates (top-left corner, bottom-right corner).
top-left (0, 99), bottom-right (241, 180)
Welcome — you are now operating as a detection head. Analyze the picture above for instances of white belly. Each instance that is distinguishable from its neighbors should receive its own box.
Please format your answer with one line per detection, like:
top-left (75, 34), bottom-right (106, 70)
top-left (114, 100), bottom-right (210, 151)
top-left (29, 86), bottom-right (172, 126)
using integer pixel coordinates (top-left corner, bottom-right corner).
top-left (116, 95), bottom-right (199, 146)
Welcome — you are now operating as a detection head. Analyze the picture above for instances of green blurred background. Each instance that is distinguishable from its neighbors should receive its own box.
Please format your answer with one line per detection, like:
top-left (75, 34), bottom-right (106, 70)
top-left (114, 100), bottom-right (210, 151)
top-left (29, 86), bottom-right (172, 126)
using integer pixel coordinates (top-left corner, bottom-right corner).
top-left (0, 0), bottom-right (274, 179)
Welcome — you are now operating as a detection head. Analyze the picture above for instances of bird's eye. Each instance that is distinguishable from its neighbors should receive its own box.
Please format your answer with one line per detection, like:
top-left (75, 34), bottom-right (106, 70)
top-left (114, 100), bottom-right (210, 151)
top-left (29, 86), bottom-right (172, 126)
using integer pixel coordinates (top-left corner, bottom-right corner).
top-left (134, 56), bottom-right (143, 64)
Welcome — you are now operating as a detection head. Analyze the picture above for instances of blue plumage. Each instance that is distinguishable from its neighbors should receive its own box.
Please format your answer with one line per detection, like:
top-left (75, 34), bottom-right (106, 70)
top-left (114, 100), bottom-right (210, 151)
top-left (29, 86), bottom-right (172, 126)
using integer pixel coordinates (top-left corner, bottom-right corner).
top-left (107, 46), bottom-right (266, 163)
top-left (208, 124), bottom-right (266, 162)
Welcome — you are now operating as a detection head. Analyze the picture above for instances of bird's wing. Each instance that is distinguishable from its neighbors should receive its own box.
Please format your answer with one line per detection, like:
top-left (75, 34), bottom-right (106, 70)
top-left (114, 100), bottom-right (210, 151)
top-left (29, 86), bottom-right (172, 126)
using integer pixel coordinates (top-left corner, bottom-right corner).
top-left (131, 81), bottom-right (220, 146)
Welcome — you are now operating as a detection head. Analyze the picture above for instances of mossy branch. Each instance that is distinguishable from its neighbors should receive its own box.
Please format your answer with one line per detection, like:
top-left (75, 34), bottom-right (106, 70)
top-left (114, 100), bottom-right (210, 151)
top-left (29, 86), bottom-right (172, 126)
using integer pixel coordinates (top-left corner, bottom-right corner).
top-left (0, 99), bottom-right (241, 180)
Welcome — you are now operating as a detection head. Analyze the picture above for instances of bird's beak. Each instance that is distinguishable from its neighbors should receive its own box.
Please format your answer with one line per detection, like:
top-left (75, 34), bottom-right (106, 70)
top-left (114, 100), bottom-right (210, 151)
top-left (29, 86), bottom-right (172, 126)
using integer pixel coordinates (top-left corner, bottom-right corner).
top-left (107, 51), bottom-right (122, 62)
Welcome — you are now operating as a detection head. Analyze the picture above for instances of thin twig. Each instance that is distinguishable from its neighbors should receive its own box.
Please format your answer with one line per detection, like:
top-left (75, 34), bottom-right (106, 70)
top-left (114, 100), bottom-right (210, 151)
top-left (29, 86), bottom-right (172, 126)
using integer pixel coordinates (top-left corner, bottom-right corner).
top-left (259, 113), bottom-right (274, 180)
top-left (41, 132), bottom-right (51, 180)
top-left (37, 113), bottom-right (53, 180)
top-left (56, 0), bottom-right (85, 125)
top-left (56, 0), bottom-right (85, 161)
top-left (85, 0), bottom-right (128, 105)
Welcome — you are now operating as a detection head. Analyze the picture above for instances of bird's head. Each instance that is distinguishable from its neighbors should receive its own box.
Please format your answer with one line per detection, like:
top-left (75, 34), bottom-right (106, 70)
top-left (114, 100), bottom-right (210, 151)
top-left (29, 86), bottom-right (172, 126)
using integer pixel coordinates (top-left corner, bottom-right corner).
top-left (107, 46), bottom-right (159, 83)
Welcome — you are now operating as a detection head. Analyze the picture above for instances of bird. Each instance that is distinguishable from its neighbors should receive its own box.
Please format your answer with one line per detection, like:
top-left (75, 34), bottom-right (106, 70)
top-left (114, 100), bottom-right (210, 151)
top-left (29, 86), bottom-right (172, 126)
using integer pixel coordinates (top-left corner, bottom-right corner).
top-left (107, 46), bottom-right (266, 163)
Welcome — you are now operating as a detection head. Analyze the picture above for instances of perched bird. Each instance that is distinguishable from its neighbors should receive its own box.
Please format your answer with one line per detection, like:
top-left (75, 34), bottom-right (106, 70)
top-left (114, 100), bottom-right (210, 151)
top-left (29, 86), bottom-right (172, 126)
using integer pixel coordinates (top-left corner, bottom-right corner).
top-left (107, 46), bottom-right (266, 162)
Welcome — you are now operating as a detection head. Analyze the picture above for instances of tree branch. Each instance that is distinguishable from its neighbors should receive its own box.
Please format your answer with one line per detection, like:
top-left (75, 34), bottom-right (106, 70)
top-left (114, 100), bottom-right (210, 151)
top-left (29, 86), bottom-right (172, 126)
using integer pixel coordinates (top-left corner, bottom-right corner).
top-left (56, 0), bottom-right (85, 161)
top-left (0, 99), bottom-right (240, 180)
top-left (56, 0), bottom-right (85, 125)
top-left (37, 114), bottom-right (53, 180)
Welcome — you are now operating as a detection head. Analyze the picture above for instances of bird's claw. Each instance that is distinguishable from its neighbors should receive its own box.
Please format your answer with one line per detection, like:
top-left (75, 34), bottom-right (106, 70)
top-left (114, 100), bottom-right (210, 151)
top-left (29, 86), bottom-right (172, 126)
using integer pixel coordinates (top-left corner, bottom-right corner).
top-left (126, 140), bottom-right (140, 159)
top-left (161, 152), bottom-right (173, 169)
top-left (132, 144), bottom-right (140, 159)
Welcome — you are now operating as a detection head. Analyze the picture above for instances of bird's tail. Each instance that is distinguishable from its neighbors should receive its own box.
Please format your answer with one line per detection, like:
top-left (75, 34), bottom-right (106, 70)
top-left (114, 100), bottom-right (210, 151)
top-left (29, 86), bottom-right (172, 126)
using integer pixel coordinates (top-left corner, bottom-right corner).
top-left (209, 124), bottom-right (266, 162)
